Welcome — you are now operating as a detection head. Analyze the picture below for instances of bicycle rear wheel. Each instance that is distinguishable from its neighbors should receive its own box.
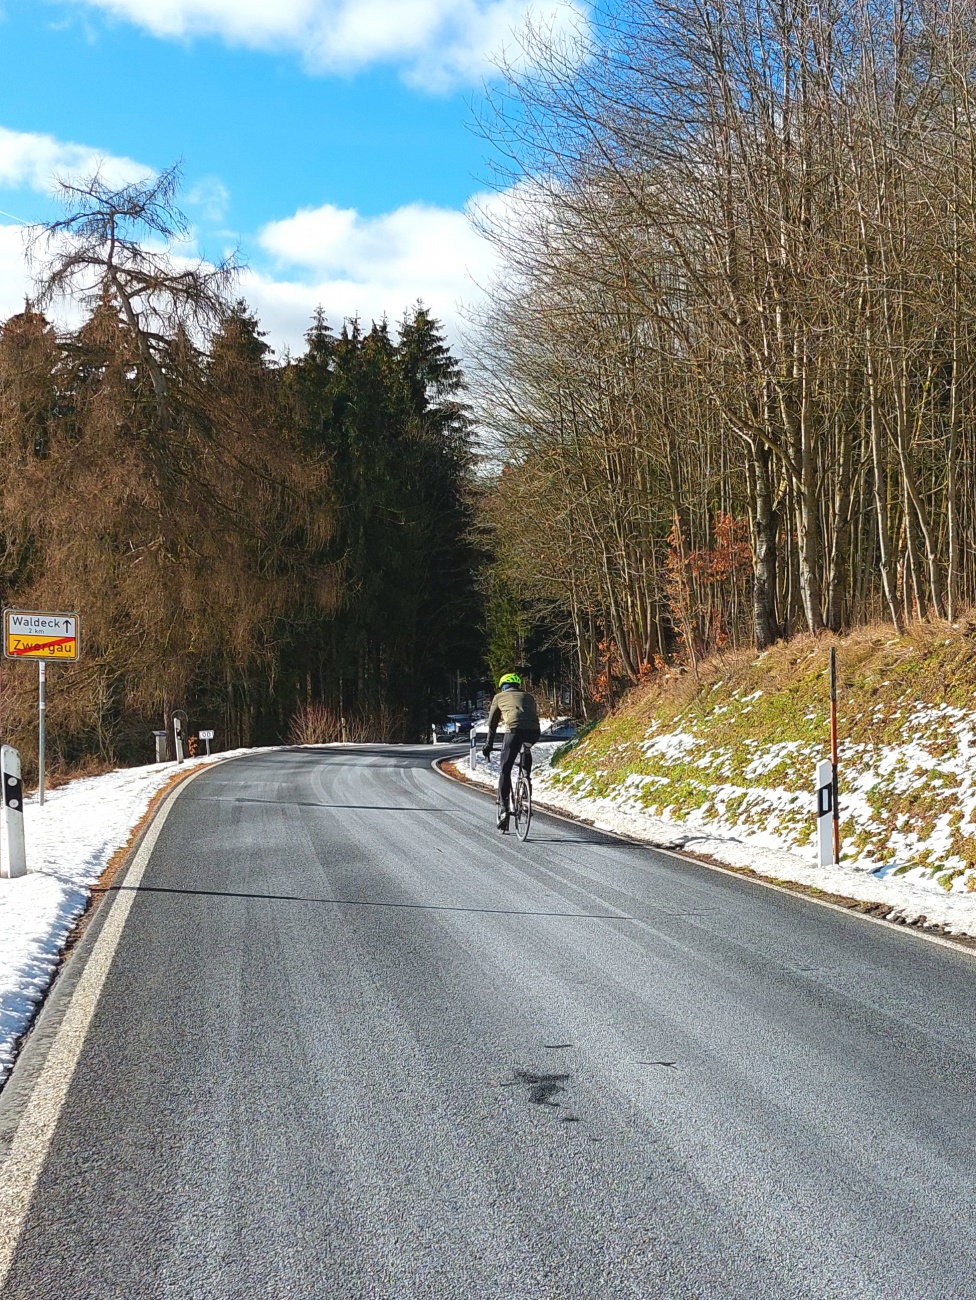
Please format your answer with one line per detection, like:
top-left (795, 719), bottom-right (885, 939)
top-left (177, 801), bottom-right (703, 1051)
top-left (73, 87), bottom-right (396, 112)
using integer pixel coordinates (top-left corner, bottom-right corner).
top-left (514, 771), bottom-right (532, 841)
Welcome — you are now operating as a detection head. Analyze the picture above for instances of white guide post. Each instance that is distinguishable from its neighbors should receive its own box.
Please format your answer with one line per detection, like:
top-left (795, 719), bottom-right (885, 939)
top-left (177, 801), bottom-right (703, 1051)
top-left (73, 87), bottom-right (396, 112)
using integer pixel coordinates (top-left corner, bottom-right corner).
top-left (1, 744), bottom-right (27, 879)
top-left (815, 758), bottom-right (834, 868)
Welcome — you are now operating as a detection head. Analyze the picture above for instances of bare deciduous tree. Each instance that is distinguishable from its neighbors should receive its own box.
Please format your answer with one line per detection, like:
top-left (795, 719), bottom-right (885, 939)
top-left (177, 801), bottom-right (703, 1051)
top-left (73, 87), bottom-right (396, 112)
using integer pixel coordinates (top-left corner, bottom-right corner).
top-left (474, 0), bottom-right (976, 702)
top-left (30, 163), bottom-right (238, 413)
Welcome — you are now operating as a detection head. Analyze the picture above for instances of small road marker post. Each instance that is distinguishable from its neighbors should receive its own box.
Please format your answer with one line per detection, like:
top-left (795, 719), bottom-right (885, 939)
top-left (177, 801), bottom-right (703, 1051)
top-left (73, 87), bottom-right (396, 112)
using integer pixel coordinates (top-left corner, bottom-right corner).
top-left (0, 745), bottom-right (26, 878)
top-left (815, 759), bottom-right (835, 867)
top-left (815, 648), bottom-right (841, 867)
top-left (199, 729), bottom-right (214, 757)
top-left (172, 711), bottom-right (187, 765)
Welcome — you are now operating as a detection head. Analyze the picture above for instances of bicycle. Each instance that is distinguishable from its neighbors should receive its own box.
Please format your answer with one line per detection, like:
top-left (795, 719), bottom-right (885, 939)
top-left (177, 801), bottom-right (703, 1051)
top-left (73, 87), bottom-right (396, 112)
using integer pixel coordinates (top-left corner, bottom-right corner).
top-left (493, 744), bottom-right (533, 841)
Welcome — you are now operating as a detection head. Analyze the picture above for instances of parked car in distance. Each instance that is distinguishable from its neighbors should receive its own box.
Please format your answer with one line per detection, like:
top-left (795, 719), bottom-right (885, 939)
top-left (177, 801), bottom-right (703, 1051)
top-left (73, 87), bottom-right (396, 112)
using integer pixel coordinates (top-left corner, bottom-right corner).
top-left (468, 717), bottom-right (578, 748)
top-left (540, 717), bottom-right (578, 741)
top-left (433, 713), bottom-right (477, 742)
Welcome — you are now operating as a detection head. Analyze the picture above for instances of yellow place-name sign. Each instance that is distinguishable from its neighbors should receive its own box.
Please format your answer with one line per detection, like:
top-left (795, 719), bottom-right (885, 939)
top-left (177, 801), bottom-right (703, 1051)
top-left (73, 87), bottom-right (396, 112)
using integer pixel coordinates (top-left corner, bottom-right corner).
top-left (3, 609), bottom-right (81, 661)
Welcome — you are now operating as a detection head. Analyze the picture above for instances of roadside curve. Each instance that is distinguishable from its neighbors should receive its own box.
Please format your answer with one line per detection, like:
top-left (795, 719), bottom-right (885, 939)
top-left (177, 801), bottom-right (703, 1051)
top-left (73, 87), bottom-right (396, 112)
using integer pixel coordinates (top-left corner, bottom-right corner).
top-left (435, 755), bottom-right (976, 961)
top-left (0, 763), bottom-right (212, 1289)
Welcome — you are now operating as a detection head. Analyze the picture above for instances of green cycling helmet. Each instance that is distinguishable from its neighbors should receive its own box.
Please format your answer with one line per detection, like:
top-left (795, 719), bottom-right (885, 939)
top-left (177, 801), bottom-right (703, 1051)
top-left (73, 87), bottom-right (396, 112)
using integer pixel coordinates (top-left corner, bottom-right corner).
top-left (498, 672), bottom-right (522, 688)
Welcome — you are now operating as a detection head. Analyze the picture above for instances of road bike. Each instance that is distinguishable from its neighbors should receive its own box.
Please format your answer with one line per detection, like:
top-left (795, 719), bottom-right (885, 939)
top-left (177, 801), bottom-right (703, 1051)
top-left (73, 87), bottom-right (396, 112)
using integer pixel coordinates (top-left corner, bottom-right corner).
top-left (494, 745), bottom-right (533, 842)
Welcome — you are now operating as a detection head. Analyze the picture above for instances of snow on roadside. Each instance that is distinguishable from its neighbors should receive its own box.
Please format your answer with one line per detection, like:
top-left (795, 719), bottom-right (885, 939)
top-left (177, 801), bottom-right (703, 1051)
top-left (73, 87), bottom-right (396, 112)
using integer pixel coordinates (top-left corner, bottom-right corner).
top-left (460, 743), bottom-right (976, 941)
top-left (0, 748), bottom-right (275, 1085)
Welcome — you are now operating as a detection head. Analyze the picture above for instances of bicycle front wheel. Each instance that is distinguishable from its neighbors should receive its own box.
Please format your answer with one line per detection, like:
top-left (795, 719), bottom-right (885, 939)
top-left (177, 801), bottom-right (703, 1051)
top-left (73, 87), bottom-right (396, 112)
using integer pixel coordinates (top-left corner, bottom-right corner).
top-left (514, 772), bottom-right (532, 841)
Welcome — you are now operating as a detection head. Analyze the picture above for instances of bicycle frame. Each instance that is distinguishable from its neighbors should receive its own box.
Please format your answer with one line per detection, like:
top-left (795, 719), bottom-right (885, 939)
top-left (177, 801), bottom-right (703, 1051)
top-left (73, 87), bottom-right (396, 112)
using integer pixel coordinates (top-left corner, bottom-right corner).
top-left (493, 743), bottom-right (533, 841)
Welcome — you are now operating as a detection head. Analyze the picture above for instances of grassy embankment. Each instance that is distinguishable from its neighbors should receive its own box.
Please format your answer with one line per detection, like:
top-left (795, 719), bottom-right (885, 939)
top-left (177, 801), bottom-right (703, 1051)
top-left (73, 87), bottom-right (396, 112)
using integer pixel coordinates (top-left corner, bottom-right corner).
top-left (549, 623), bottom-right (976, 893)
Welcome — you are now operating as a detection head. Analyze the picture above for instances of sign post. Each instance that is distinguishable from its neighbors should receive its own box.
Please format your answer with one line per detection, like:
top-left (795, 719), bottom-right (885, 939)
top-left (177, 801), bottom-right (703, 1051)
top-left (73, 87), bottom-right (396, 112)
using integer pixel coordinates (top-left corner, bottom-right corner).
top-left (3, 610), bottom-right (80, 808)
top-left (199, 728), bottom-right (214, 757)
top-left (38, 661), bottom-right (46, 805)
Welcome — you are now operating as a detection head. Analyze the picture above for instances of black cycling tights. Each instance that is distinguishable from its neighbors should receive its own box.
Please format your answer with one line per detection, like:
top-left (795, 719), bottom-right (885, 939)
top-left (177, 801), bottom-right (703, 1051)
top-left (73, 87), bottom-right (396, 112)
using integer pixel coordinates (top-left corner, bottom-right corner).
top-left (498, 726), bottom-right (541, 809)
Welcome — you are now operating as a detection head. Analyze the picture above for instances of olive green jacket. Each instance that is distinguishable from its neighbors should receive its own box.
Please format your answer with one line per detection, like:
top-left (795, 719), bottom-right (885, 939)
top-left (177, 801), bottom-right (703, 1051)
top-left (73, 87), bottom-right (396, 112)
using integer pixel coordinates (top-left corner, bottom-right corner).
top-left (486, 689), bottom-right (539, 739)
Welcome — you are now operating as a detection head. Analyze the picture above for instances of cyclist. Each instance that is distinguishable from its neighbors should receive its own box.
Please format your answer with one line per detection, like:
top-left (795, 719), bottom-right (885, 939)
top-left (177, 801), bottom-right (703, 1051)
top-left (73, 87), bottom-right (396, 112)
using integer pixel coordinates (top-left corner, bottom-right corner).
top-left (482, 673), bottom-right (541, 832)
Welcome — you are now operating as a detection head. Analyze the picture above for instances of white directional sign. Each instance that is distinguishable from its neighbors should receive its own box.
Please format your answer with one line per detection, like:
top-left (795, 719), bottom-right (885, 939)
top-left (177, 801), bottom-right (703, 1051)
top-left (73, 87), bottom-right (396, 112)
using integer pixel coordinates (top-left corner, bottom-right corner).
top-left (3, 610), bottom-right (80, 661)
top-left (199, 730), bottom-right (215, 741)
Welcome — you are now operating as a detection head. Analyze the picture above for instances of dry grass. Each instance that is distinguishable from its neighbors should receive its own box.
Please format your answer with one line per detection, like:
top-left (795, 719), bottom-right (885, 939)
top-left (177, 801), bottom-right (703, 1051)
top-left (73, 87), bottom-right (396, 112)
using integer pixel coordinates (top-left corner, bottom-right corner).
top-left (27, 752), bottom-right (118, 795)
top-left (600, 616), bottom-right (976, 736)
top-left (549, 616), bottom-right (976, 885)
top-left (287, 700), bottom-right (410, 745)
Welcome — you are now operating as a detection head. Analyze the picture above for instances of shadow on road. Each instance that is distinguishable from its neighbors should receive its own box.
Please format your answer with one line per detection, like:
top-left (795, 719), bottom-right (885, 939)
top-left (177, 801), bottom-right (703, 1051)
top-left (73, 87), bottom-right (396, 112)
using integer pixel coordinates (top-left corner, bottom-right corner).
top-left (112, 883), bottom-right (634, 923)
top-left (201, 797), bottom-right (464, 812)
top-left (520, 836), bottom-right (603, 845)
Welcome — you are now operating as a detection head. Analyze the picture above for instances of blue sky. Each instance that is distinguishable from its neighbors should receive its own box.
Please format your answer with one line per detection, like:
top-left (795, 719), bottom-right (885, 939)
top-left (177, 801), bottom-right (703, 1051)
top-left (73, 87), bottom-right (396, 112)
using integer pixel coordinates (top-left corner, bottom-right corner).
top-left (0, 0), bottom-right (590, 351)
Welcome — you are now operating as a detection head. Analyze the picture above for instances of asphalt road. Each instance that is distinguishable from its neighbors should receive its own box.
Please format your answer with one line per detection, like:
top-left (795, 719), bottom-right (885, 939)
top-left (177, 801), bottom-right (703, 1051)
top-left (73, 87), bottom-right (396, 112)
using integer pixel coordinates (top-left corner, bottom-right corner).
top-left (1, 745), bottom-right (975, 1299)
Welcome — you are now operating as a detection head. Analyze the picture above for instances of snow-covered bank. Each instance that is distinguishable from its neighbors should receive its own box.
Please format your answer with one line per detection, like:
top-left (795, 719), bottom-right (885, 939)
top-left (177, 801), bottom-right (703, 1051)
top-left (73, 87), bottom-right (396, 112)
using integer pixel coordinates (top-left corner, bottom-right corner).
top-left (459, 742), bottom-right (976, 942)
top-left (0, 748), bottom-right (276, 1085)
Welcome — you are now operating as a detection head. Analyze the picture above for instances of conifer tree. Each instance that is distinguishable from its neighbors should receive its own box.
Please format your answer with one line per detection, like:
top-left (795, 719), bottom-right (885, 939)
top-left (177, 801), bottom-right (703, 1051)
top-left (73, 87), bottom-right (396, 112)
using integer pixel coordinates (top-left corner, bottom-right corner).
top-left (0, 168), bottom-right (483, 766)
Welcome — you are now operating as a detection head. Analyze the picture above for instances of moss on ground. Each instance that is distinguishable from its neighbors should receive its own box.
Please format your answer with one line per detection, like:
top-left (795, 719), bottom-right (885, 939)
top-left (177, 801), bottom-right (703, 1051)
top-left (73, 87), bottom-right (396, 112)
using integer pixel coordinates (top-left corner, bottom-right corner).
top-left (553, 621), bottom-right (976, 889)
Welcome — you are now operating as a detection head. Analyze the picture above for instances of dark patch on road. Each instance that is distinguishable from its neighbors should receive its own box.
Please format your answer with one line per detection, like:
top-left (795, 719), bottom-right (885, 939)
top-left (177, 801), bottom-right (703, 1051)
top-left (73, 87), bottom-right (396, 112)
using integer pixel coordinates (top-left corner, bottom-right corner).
top-left (510, 1069), bottom-right (571, 1107)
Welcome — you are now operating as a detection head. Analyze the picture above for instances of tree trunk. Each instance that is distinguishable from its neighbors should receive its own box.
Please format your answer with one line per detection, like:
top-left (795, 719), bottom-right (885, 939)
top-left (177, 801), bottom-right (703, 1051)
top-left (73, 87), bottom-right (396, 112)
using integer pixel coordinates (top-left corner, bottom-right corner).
top-left (749, 440), bottom-right (780, 648)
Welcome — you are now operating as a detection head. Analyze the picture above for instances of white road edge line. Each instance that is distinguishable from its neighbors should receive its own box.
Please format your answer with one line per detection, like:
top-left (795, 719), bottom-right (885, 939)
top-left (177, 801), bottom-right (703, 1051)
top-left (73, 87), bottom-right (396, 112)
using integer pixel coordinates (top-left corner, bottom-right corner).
top-left (0, 765), bottom-right (210, 1287)
top-left (433, 757), bottom-right (976, 963)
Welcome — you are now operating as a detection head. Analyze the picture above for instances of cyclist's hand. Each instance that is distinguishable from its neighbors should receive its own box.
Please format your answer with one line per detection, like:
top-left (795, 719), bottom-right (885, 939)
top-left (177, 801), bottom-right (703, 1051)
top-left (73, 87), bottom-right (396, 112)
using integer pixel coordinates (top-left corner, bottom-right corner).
top-left (481, 745), bottom-right (492, 759)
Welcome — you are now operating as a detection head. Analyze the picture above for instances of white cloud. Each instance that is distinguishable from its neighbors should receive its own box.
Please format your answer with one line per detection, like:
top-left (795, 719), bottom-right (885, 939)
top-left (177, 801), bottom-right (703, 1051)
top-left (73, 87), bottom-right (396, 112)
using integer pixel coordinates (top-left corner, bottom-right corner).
top-left (0, 126), bottom-right (152, 195)
top-left (185, 176), bottom-right (230, 224)
top-left (0, 224), bottom-right (33, 316)
top-left (63, 0), bottom-right (590, 89)
top-left (258, 197), bottom-right (495, 289)
top-left (246, 195), bottom-right (497, 351)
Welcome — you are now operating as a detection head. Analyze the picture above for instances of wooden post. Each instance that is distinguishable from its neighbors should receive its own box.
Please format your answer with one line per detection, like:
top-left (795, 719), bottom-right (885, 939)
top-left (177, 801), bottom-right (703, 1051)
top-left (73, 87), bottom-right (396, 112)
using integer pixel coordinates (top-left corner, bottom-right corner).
top-left (830, 647), bottom-right (840, 865)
